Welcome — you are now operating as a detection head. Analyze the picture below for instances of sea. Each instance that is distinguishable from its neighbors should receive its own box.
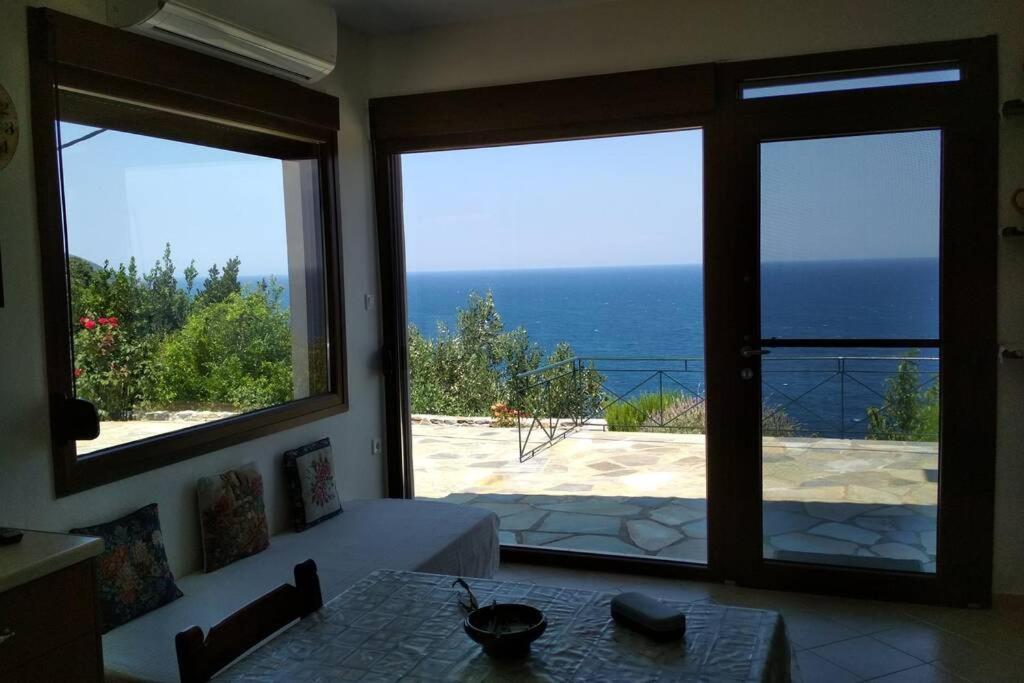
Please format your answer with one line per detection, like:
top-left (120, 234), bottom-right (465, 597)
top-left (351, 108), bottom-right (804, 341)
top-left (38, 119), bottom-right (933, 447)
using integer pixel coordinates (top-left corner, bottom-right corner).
top-left (406, 259), bottom-right (940, 439)
top-left (245, 258), bottom-right (941, 438)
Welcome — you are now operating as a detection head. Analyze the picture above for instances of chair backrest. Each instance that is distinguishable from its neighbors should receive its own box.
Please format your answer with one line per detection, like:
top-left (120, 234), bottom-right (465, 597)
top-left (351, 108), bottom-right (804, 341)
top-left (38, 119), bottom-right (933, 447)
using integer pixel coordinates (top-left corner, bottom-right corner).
top-left (175, 558), bottom-right (323, 683)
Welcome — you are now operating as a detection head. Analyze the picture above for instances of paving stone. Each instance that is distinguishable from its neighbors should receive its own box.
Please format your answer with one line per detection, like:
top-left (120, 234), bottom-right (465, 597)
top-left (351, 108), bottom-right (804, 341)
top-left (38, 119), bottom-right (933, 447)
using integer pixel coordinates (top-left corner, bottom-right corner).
top-left (804, 502), bottom-right (870, 522)
top-left (538, 512), bottom-right (621, 535)
top-left (440, 493), bottom-right (477, 504)
top-left (500, 509), bottom-right (548, 531)
top-left (657, 538), bottom-right (708, 563)
top-left (547, 483), bottom-right (594, 492)
top-left (537, 500), bottom-right (642, 516)
top-left (676, 498), bottom-right (707, 512)
top-left (649, 505), bottom-right (705, 527)
top-left (470, 502), bottom-right (531, 517)
top-left (520, 532), bottom-right (571, 546)
top-left (472, 493), bottom-right (524, 503)
top-left (807, 522), bottom-right (881, 545)
top-left (544, 535), bottom-right (640, 555)
top-left (498, 531), bottom-right (517, 544)
top-left (884, 531), bottom-right (920, 545)
top-left (864, 505), bottom-right (918, 516)
top-left (763, 510), bottom-right (819, 535)
top-left (613, 454), bottom-right (660, 466)
top-left (626, 520), bottom-right (682, 551)
top-left (854, 516), bottom-right (899, 532)
top-left (681, 520), bottom-right (707, 539)
top-left (627, 497), bottom-right (670, 508)
top-left (771, 532), bottom-right (859, 556)
top-left (871, 543), bottom-right (930, 562)
top-left (920, 530), bottom-right (936, 556)
top-left (894, 516), bottom-right (935, 532)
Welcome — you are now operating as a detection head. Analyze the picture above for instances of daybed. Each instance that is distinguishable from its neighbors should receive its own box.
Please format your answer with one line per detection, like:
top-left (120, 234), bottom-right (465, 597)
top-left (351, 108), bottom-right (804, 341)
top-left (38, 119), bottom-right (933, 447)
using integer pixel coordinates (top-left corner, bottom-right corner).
top-left (102, 498), bottom-right (499, 682)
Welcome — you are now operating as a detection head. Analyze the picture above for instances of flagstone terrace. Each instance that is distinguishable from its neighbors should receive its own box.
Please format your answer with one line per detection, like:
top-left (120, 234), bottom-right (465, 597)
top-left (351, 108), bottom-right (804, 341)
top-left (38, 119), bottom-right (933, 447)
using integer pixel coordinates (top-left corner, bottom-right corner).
top-left (413, 421), bottom-right (938, 572)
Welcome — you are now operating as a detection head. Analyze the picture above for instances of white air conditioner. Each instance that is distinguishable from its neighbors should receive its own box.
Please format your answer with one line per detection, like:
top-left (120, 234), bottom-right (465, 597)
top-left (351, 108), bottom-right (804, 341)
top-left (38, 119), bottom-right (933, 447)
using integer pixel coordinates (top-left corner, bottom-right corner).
top-left (107, 0), bottom-right (337, 83)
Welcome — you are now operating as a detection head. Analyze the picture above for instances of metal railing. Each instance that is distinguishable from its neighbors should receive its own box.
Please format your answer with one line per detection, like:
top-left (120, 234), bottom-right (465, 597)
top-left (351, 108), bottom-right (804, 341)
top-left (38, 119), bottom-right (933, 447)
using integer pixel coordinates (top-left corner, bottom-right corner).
top-left (512, 354), bottom-right (939, 462)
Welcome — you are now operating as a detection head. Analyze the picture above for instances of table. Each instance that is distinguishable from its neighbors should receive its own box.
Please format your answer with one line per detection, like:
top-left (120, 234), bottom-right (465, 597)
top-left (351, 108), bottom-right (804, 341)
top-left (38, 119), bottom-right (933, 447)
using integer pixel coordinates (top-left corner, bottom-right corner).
top-left (218, 569), bottom-right (791, 682)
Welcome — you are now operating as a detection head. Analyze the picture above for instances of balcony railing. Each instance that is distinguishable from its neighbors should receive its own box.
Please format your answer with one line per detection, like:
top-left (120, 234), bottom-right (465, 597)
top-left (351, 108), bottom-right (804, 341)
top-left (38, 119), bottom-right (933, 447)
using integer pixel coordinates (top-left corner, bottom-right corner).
top-left (512, 354), bottom-right (939, 462)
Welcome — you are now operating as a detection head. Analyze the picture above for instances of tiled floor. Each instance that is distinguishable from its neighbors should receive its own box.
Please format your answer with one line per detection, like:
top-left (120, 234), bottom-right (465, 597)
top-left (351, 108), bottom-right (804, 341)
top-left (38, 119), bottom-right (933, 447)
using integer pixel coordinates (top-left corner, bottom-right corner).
top-left (494, 562), bottom-right (1024, 682)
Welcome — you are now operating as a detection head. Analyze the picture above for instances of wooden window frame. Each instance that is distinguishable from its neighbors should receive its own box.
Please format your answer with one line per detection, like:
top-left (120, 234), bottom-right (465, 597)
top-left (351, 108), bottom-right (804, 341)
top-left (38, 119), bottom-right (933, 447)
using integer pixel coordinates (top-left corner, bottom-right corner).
top-left (369, 37), bottom-right (997, 605)
top-left (27, 9), bottom-right (347, 496)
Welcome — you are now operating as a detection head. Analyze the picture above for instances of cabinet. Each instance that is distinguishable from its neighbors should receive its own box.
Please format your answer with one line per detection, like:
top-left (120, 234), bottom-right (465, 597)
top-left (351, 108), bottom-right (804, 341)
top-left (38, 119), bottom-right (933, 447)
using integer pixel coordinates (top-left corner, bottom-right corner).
top-left (0, 531), bottom-right (104, 682)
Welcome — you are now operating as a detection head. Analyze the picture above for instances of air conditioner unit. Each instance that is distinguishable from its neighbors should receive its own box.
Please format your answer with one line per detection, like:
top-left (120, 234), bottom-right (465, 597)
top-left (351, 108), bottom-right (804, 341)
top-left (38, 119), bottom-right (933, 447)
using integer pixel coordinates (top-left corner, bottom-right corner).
top-left (107, 0), bottom-right (337, 83)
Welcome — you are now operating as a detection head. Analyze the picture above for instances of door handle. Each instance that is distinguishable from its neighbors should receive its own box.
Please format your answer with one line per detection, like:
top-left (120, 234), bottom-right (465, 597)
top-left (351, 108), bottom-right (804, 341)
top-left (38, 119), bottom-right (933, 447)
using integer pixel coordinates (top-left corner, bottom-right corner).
top-left (740, 346), bottom-right (771, 359)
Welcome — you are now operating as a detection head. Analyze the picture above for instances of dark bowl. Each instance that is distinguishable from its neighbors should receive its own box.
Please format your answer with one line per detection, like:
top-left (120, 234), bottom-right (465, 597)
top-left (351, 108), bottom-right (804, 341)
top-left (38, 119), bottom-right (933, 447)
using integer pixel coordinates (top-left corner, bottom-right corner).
top-left (463, 603), bottom-right (547, 657)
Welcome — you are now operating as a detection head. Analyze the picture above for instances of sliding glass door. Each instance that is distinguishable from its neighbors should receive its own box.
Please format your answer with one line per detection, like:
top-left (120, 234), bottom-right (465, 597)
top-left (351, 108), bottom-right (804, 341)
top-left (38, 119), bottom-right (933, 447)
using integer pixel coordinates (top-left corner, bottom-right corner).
top-left (373, 39), bottom-right (997, 603)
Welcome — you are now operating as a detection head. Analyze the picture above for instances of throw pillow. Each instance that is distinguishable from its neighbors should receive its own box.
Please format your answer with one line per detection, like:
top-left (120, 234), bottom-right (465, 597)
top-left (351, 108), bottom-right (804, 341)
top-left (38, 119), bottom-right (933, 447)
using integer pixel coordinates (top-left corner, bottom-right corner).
top-left (70, 503), bottom-right (183, 633)
top-left (196, 462), bottom-right (269, 572)
top-left (283, 438), bottom-right (342, 531)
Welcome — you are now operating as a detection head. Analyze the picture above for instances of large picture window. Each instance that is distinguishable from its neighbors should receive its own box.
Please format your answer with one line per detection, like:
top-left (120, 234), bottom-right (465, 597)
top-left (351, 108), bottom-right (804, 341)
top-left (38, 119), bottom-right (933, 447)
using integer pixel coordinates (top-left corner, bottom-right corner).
top-left (29, 10), bottom-right (345, 494)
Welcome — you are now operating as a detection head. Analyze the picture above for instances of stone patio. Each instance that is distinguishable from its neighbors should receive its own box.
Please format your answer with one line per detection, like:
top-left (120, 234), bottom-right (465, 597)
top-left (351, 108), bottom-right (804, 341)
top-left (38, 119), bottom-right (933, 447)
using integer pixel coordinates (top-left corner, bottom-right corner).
top-left (85, 416), bottom-right (938, 571)
top-left (413, 422), bottom-right (938, 572)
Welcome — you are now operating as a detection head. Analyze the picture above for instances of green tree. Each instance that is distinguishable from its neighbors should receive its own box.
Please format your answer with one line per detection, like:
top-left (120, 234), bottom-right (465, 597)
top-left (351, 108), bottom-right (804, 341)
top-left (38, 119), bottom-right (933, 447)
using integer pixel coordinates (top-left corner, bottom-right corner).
top-left (196, 256), bottom-right (242, 307)
top-left (138, 243), bottom-right (191, 337)
top-left (407, 291), bottom-right (604, 418)
top-left (866, 356), bottom-right (939, 441)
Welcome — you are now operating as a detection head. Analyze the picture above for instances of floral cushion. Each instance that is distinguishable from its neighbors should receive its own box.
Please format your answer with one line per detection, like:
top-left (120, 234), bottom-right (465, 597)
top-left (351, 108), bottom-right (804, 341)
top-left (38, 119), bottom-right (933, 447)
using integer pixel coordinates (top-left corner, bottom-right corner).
top-left (197, 463), bottom-right (269, 572)
top-left (70, 503), bottom-right (183, 633)
top-left (283, 438), bottom-right (343, 531)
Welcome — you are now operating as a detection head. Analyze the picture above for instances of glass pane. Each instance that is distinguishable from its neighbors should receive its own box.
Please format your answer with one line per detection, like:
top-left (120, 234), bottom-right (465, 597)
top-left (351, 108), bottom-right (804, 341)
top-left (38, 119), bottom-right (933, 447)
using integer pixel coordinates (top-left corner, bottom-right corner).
top-left (761, 348), bottom-right (938, 573)
top-left (742, 68), bottom-right (960, 99)
top-left (402, 130), bottom-right (709, 564)
top-left (60, 112), bottom-right (329, 456)
top-left (759, 130), bottom-right (941, 574)
top-left (760, 131), bottom-right (940, 340)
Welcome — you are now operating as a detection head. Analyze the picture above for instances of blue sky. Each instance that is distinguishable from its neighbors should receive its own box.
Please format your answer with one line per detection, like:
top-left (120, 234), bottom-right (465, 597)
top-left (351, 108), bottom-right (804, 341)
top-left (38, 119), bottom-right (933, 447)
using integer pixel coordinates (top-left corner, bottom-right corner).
top-left (61, 123), bottom-right (940, 276)
top-left (60, 122), bottom-right (288, 277)
top-left (402, 128), bottom-right (939, 272)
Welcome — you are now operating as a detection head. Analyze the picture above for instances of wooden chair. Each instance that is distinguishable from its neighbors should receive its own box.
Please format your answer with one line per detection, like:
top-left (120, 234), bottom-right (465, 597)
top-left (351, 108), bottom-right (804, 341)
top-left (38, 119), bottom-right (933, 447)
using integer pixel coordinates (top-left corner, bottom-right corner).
top-left (175, 559), bottom-right (323, 683)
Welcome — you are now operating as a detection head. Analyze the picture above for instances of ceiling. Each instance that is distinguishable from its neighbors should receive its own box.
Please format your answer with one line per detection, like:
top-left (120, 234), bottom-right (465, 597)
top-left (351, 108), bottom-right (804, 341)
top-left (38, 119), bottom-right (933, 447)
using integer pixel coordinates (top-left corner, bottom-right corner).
top-left (327, 0), bottom-right (621, 35)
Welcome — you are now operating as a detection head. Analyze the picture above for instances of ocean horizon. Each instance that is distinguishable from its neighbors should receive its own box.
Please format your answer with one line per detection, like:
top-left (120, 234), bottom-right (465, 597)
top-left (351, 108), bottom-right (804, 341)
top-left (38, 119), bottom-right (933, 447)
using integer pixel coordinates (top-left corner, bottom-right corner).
top-left (241, 259), bottom-right (939, 438)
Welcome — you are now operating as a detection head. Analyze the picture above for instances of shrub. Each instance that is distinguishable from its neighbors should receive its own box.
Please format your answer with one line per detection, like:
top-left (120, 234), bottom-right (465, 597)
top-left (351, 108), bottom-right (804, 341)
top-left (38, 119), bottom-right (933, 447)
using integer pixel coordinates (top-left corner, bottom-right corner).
top-left (73, 314), bottom-right (151, 420)
top-left (605, 390), bottom-right (800, 436)
top-left (605, 392), bottom-right (683, 432)
top-left (147, 288), bottom-right (292, 411)
top-left (408, 291), bottom-right (604, 418)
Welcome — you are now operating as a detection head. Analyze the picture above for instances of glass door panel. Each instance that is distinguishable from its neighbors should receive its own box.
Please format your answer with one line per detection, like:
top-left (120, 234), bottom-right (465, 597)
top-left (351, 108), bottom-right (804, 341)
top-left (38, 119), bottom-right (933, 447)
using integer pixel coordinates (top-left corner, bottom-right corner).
top-left (758, 131), bottom-right (941, 573)
top-left (400, 131), bottom-right (709, 564)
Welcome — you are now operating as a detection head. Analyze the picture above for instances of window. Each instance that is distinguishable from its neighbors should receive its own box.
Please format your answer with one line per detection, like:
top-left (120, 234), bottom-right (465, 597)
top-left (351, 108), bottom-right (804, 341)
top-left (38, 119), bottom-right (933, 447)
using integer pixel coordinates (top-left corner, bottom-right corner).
top-left (29, 9), bottom-right (345, 494)
top-left (740, 66), bottom-right (960, 99)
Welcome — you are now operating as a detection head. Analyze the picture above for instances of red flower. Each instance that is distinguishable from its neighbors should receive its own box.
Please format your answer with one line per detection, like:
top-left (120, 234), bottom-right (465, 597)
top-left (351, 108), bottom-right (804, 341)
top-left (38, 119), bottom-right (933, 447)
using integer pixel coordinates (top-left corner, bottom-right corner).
top-left (83, 319), bottom-right (96, 330)
top-left (108, 316), bottom-right (119, 328)
top-left (98, 317), bottom-right (108, 325)
top-left (78, 316), bottom-right (87, 325)
top-left (74, 368), bottom-right (83, 378)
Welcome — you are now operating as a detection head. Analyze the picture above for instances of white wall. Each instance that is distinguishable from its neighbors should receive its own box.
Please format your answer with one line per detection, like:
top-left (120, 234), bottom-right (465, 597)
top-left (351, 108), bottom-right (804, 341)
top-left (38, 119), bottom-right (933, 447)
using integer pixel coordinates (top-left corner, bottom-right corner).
top-left (365, 0), bottom-right (1024, 594)
top-left (0, 0), bottom-right (385, 578)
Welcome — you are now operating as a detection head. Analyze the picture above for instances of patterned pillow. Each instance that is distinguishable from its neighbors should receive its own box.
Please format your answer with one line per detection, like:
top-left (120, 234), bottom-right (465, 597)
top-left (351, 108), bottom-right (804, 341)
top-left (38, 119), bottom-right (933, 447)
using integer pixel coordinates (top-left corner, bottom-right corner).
top-left (69, 503), bottom-right (183, 633)
top-left (197, 462), bottom-right (269, 572)
top-left (283, 438), bottom-right (342, 531)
